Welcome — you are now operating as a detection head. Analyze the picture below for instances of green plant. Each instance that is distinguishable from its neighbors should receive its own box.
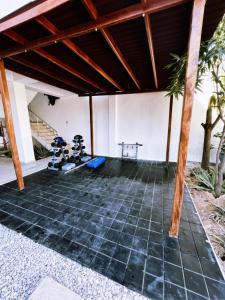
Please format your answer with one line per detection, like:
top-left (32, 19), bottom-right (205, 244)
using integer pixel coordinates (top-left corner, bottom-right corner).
top-left (166, 15), bottom-right (225, 196)
top-left (190, 167), bottom-right (216, 191)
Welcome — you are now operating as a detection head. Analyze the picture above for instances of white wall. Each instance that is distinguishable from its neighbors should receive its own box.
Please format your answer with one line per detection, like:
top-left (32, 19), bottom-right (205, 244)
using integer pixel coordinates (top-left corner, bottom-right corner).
top-left (0, 81), bottom-right (35, 164)
top-left (29, 81), bottom-right (223, 162)
top-left (29, 93), bottom-right (110, 156)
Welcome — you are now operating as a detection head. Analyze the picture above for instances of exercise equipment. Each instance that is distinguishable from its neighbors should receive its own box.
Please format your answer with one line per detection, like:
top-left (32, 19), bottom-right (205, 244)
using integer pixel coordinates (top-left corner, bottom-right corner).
top-left (87, 157), bottom-right (106, 168)
top-left (48, 136), bottom-right (69, 170)
top-left (69, 134), bottom-right (88, 164)
top-left (118, 142), bottom-right (143, 160)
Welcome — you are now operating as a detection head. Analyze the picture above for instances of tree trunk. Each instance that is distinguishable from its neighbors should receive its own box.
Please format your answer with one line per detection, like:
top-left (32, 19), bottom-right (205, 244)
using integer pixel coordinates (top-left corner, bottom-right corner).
top-left (201, 107), bottom-right (212, 169)
top-left (215, 123), bottom-right (225, 197)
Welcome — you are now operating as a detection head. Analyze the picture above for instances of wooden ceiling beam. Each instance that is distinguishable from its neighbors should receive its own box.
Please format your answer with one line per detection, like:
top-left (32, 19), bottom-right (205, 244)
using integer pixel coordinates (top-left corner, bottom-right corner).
top-left (4, 30), bottom-right (105, 92)
top-left (0, 0), bottom-right (190, 58)
top-left (5, 60), bottom-right (79, 94)
top-left (142, 0), bottom-right (158, 88)
top-left (142, 2), bottom-right (158, 88)
top-left (36, 16), bottom-right (123, 91)
top-left (9, 56), bottom-right (88, 93)
top-left (0, 0), bottom-right (70, 33)
top-left (82, 0), bottom-right (141, 90)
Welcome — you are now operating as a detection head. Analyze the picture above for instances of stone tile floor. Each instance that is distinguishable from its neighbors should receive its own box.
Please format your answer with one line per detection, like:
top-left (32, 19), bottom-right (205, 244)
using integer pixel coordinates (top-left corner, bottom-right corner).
top-left (0, 158), bottom-right (225, 299)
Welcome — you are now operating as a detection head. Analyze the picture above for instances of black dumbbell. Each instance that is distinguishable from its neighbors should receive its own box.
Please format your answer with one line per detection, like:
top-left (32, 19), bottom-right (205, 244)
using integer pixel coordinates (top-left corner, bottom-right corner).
top-left (64, 149), bottom-right (69, 154)
top-left (51, 142), bottom-right (56, 147)
top-left (49, 151), bottom-right (54, 156)
top-left (48, 162), bottom-right (53, 167)
top-left (54, 162), bottom-right (59, 168)
top-left (55, 151), bottom-right (61, 157)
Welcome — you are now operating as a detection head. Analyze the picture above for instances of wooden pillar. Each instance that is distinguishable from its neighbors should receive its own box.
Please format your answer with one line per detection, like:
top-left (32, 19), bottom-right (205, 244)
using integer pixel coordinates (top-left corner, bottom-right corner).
top-left (0, 59), bottom-right (24, 190)
top-left (89, 95), bottom-right (94, 157)
top-left (169, 0), bottom-right (206, 237)
top-left (166, 95), bottom-right (173, 164)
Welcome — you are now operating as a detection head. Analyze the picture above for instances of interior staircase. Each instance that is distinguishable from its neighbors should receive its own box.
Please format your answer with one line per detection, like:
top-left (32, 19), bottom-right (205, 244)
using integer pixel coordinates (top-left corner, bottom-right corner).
top-left (29, 109), bottom-right (58, 150)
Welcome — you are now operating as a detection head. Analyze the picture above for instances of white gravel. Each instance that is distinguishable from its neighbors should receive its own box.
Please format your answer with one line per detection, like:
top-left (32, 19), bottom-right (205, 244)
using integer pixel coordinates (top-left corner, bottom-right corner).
top-left (0, 224), bottom-right (147, 300)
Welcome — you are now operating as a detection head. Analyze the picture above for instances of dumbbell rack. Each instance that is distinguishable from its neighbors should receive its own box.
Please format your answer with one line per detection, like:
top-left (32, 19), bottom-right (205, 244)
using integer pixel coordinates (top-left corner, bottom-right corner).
top-left (70, 135), bottom-right (86, 164)
top-left (48, 143), bottom-right (62, 171)
top-left (118, 142), bottom-right (143, 160)
top-left (48, 137), bottom-right (69, 171)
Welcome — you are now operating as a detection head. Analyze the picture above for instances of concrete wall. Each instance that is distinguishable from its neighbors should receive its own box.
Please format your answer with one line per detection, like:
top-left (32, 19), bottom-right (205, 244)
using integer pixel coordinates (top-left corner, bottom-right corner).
top-left (29, 81), bottom-right (223, 162)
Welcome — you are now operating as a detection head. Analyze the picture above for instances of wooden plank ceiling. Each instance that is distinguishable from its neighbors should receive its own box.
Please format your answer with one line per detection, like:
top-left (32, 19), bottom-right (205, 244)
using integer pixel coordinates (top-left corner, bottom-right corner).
top-left (0, 0), bottom-right (224, 96)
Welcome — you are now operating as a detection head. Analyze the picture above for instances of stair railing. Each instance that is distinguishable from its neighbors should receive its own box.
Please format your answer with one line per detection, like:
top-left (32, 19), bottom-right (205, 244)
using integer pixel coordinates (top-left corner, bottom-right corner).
top-left (28, 109), bottom-right (58, 137)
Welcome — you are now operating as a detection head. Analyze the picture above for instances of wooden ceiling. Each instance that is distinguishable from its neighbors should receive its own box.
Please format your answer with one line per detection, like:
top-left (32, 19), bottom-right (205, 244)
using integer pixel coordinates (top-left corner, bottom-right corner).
top-left (0, 0), bottom-right (224, 96)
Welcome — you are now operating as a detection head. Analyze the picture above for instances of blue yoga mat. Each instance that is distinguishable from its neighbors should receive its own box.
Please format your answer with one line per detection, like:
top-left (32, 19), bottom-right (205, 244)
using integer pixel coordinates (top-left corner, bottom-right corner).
top-left (87, 157), bottom-right (106, 168)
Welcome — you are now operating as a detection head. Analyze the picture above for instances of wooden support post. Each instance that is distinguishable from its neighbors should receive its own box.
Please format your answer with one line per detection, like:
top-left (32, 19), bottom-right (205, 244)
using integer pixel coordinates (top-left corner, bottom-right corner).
top-left (0, 59), bottom-right (24, 190)
top-left (166, 95), bottom-right (173, 164)
top-left (89, 95), bottom-right (94, 157)
top-left (169, 0), bottom-right (206, 237)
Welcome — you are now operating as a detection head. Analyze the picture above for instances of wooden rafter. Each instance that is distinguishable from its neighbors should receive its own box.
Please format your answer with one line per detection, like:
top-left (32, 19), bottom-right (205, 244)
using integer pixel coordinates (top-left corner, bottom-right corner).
top-left (0, 0), bottom-right (70, 33)
top-left (142, 0), bottom-right (158, 88)
top-left (0, 0), bottom-right (190, 58)
top-left (9, 57), bottom-right (88, 93)
top-left (36, 16), bottom-right (123, 91)
top-left (169, 0), bottom-right (206, 237)
top-left (4, 30), bottom-right (105, 92)
top-left (0, 59), bottom-right (24, 191)
top-left (82, 0), bottom-right (141, 90)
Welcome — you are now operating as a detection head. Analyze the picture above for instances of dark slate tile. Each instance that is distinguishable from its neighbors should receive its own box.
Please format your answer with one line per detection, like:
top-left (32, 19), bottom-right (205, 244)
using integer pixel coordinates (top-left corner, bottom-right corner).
top-left (0, 210), bottom-right (9, 221)
top-left (195, 239), bottom-right (216, 262)
top-left (75, 231), bottom-right (93, 247)
top-left (16, 221), bottom-right (33, 234)
top-left (182, 253), bottom-right (202, 274)
top-left (77, 247), bottom-right (96, 267)
top-left (117, 232), bottom-right (133, 248)
top-left (184, 270), bottom-right (208, 297)
top-left (164, 236), bottom-right (180, 250)
top-left (151, 221), bottom-right (163, 233)
top-left (135, 227), bottom-right (149, 240)
top-left (54, 237), bottom-right (71, 256)
top-left (164, 262), bottom-right (184, 287)
top-left (132, 237), bottom-right (148, 255)
top-left (148, 242), bottom-right (163, 259)
top-left (126, 215), bottom-right (138, 226)
top-left (179, 238), bottom-right (198, 256)
top-left (164, 282), bottom-right (186, 300)
top-left (200, 258), bottom-right (224, 281)
top-left (145, 256), bottom-right (163, 277)
top-left (113, 245), bottom-right (130, 264)
top-left (128, 251), bottom-right (146, 271)
top-left (164, 247), bottom-right (181, 266)
top-left (1, 215), bottom-right (24, 230)
top-left (187, 291), bottom-right (208, 300)
top-left (89, 235), bottom-right (104, 251)
top-left (104, 228), bottom-right (121, 243)
top-left (123, 266), bottom-right (144, 293)
top-left (205, 277), bottom-right (225, 300)
top-left (149, 231), bottom-right (163, 244)
top-left (67, 242), bottom-right (83, 261)
top-left (138, 218), bottom-right (150, 229)
top-left (143, 273), bottom-right (163, 300)
top-left (42, 233), bottom-right (61, 248)
top-left (122, 223), bottom-right (136, 235)
top-left (91, 253), bottom-right (110, 275)
top-left (111, 220), bottom-right (124, 231)
top-left (106, 259), bottom-right (126, 284)
top-left (99, 240), bottom-right (117, 257)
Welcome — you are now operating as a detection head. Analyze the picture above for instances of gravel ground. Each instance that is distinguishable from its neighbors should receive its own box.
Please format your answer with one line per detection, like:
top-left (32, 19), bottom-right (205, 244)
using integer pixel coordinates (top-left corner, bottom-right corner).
top-left (0, 224), bottom-right (147, 300)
